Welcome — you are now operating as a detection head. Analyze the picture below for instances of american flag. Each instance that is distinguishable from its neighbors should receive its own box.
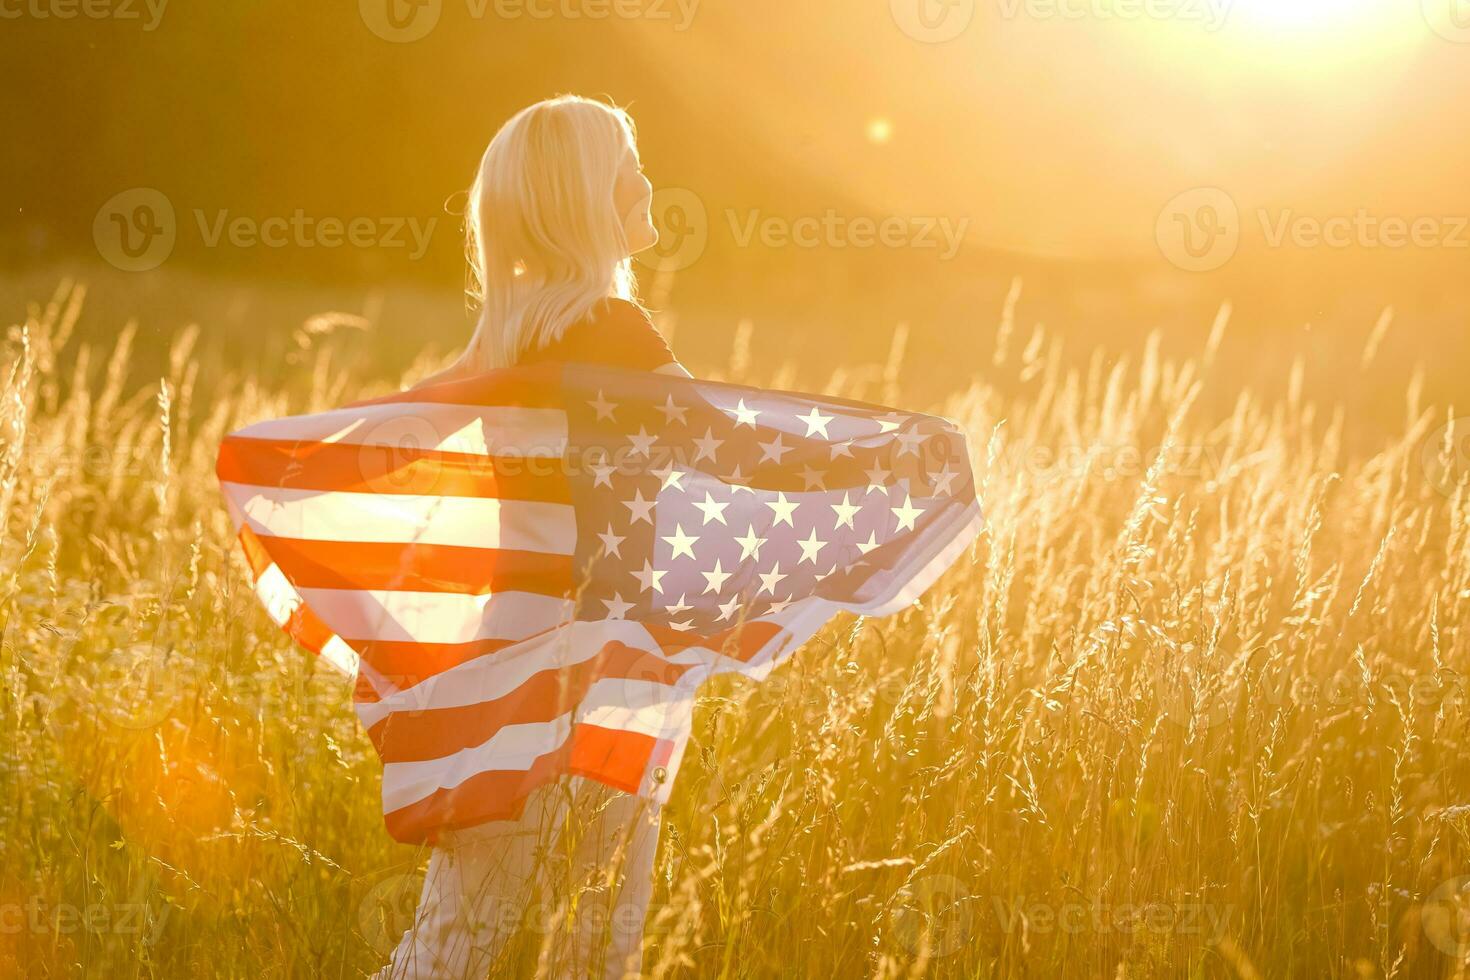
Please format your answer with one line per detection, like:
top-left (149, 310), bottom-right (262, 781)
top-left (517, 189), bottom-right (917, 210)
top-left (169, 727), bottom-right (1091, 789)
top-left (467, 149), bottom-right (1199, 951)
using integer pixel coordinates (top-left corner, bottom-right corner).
top-left (216, 363), bottom-right (982, 844)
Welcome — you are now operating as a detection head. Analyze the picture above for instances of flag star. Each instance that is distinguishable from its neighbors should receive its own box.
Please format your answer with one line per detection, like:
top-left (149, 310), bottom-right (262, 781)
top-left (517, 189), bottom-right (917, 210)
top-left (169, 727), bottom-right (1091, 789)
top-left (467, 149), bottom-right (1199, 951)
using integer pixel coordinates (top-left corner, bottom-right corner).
top-left (830, 492), bottom-right (861, 530)
top-left (664, 594), bottom-right (693, 616)
top-left (627, 426), bottom-right (657, 457)
top-left (891, 494), bottom-right (924, 533)
top-left (633, 560), bottom-right (667, 594)
top-left (758, 563), bottom-right (788, 595)
top-left (800, 465), bottom-right (824, 490)
top-left (623, 489), bottom-right (656, 525)
top-left (758, 433), bottom-right (792, 465)
top-left (765, 492), bottom-right (799, 527)
top-left (796, 406), bottom-right (834, 438)
top-left (932, 467), bottom-right (959, 496)
top-left (691, 428), bottom-right (724, 464)
top-left (693, 492), bottom-right (729, 526)
top-left (701, 559), bottom-right (732, 595)
top-left (829, 440), bottom-right (854, 460)
top-left (598, 524), bottom-right (625, 558)
top-left (725, 464), bottom-right (757, 494)
top-left (766, 598), bottom-right (795, 615)
top-left (602, 593), bottom-right (634, 619)
top-left (797, 528), bottom-right (828, 565)
top-left (815, 564), bottom-right (838, 581)
top-left (669, 620), bottom-right (696, 632)
top-left (856, 531), bottom-right (880, 555)
top-left (659, 394), bottom-right (689, 425)
top-left (661, 523), bottom-right (700, 560)
top-left (865, 464), bottom-right (891, 496)
top-left (588, 390), bottom-right (617, 422)
top-left (876, 414), bottom-right (904, 434)
top-left (651, 461), bottom-right (686, 492)
top-left (590, 458), bottom-right (616, 489)
top-left (735, 525), bottom-right (767, 561)
top-left (728, 398), bottom-right (761, 428)
top-left (895, 429), bottom-right (927, 458)
top-left (716, 596), bottom-right (743, 622)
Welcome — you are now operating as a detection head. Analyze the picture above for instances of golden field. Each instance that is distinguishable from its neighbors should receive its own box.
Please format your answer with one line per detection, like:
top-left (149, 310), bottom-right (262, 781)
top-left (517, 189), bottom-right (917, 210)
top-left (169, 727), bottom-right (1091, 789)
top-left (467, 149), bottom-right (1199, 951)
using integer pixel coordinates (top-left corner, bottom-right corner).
top-left (1, 276), bottom-right (1468, 979)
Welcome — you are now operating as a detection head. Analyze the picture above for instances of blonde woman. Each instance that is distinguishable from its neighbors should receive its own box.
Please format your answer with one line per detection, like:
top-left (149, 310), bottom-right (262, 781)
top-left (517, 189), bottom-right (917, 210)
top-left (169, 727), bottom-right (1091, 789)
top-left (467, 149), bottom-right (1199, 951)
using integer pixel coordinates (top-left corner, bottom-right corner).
top-left (378, 95), bottom-right (682, 980)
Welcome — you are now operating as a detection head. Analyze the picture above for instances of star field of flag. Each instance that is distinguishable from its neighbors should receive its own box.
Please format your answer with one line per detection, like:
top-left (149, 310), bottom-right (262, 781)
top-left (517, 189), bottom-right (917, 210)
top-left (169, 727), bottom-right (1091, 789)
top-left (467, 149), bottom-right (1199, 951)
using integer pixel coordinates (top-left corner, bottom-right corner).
top-left (562, 364), bottom-right (977, 637)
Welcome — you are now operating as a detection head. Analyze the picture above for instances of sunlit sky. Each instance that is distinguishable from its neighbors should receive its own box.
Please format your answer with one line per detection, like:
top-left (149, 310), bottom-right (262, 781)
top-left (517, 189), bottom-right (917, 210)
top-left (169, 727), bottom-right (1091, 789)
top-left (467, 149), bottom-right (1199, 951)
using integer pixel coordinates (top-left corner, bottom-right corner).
top-left (622, 0), bottom-right (1468, 261)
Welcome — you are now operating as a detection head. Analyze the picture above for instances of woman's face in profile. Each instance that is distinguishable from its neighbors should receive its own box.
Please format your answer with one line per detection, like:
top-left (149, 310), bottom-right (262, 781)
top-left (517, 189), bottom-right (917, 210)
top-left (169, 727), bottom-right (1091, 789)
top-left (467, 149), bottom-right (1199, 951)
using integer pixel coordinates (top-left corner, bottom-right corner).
top-left (614, 144), bottom-right (658, 256)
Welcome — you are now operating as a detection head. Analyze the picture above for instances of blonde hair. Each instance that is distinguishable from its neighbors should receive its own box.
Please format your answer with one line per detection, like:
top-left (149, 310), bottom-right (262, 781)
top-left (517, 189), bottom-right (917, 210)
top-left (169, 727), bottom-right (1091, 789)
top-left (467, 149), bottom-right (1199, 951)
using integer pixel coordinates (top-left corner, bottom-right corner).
top-left (454, 94), bottom-right (642, 373)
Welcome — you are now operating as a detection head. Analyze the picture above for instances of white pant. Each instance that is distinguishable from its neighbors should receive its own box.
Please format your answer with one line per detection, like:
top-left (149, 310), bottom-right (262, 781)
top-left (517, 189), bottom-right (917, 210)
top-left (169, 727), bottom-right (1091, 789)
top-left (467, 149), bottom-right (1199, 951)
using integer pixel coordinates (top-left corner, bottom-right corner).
top-left (375, 777), bottom-right (663, 979)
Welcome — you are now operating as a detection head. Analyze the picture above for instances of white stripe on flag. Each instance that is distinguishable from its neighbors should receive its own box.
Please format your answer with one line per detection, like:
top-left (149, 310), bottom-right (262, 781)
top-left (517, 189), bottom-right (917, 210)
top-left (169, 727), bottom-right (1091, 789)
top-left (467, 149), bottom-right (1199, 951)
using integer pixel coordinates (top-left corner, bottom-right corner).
top-left (221, 483), bottom-right (577, 554)
top-left (354, 620), bottom-right (657, 727)
top-left (379, 684), bottom-right (685, 812)
top-left (297, 587), bottom-right (575, 646)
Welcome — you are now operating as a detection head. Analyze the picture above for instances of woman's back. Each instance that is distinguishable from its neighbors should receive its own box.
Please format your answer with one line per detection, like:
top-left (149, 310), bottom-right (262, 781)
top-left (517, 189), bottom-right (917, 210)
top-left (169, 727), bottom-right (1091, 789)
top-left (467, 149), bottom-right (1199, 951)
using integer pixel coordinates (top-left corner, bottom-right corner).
top-left (516, 298), bottom-right (675, 372)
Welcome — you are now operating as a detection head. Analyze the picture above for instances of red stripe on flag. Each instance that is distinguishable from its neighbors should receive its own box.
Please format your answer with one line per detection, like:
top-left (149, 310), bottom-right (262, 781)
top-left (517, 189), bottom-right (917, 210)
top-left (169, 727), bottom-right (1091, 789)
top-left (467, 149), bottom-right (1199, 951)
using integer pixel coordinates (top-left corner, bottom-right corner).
top-left (245, 535), bottom-right (575, 596)
top-left (217, 437), bottom-right (572, 503)
top-left (381, 723), bottom-right (655, 844)
top-left (354, 637), bottom-right (521, 689)
top-left (366, 641), bottom-right (690, 763)
top-left (646, 620), bottom-right (785, 662)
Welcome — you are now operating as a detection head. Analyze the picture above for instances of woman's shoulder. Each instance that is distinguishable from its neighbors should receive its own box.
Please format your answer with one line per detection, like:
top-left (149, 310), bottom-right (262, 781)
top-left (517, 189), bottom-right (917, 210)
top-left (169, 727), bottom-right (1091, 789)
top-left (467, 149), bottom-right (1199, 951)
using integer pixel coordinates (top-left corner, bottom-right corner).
top-left (536, 298), bottom-right (674, 371)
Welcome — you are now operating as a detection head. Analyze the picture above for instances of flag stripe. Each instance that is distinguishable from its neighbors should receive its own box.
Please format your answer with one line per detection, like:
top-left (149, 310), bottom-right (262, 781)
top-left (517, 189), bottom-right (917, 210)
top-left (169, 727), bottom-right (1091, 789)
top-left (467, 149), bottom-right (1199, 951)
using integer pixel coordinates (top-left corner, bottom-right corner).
top-left (218, 436), bottom-right (573, 503)
top-left (231, 403), bottom-right (568, 458)
top-left (241, 535), bottom-right (575, 596)
top-left (380, 685), bottom-right (680, 812)
top-left (381, 724), bottom-right (658, 842)
top-left (365, 642), bottom-right (694, 763)
top-left (222, 482), bottom-right (577, 554)
top-left (296, 587), bottom-right (574, 646)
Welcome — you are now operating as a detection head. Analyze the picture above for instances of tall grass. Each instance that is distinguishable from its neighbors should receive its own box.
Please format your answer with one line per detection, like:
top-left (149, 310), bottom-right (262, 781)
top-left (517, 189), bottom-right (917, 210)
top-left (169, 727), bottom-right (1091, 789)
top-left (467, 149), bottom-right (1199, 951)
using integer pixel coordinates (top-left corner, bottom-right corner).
top-left (2, 279), bottom-right (1468, 978)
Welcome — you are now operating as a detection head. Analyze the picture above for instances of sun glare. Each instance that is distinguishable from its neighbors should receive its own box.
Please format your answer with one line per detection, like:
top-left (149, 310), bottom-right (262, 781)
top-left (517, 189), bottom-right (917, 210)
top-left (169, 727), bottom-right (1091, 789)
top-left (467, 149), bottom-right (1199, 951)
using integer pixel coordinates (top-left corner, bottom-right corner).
top-left (1120, 0), bottom-right (1429, 79)
top-left (1228, 0), bottom-right (1385, 30)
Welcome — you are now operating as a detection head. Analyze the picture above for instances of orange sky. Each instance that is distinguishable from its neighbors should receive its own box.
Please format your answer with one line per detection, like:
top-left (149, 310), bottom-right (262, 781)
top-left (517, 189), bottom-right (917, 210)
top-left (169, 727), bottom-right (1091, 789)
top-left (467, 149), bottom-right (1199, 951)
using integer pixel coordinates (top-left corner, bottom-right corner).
top-left (619, 1), bottom-right (1470, 261)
